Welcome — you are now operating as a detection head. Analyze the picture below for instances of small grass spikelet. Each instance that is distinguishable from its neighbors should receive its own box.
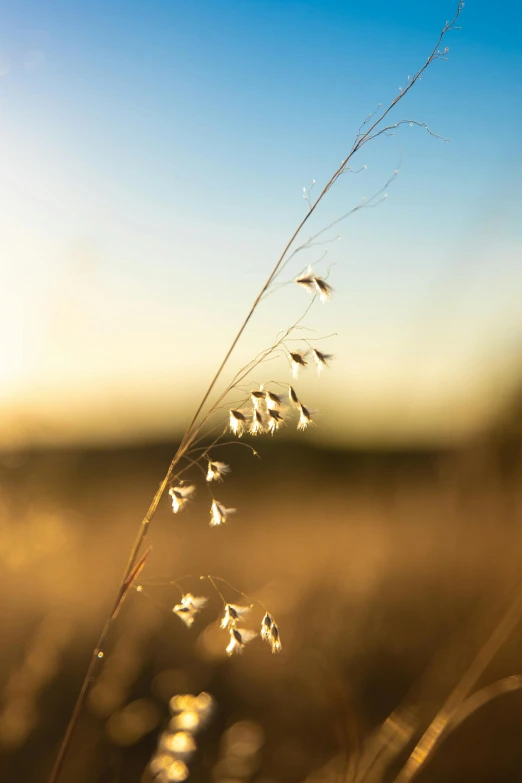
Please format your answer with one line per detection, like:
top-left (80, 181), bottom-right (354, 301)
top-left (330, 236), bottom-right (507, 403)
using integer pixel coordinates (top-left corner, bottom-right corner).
top-left (206, 461), bottom-right (231, 482)
top-left (226, 627), bottom-right (257, 656)
top-left (295, 268), bottom-right (317, 293)
top-left (260, 613), bottom-right (282, 652)
top-left (312, 348), bottom-right (334, 375)
top-left (249, 409), bottom-right (265, 436)
top-left (297, 402), bottom-right (314, 431)
top-left (289, 350), bottom-right (308, 379)
top-left (269, 621), bottom-right (282, 653)
top-left (313, 276), bottom-right (334, 303)
top-left (288, 385), bottom-right (300, 407)
top-left (220, 603), bottom-right (251, 629)
top-left (229, 409), bottom-right (247, 437)
top-left (250, 388), bottom-right (266, 409)
top-left (295, 266), bottom-right (334, 303)
top-left (261, 612), bottom-right (272, 641)
top-left (173, 594), bottom-right (208, 627)
top-left (266, 390), bottom-right (282, 409)
top-left (267, 409), bottom-right (284, 434)
top-left (169, 484), bottom-right (196, 514)
top-left (210, 500), bottom-right (236, 527)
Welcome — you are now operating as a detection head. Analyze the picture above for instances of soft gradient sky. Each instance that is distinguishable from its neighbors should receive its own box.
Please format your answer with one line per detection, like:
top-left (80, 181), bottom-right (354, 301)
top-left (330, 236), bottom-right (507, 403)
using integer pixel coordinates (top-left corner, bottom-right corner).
top-left (1, 0), bottom-right (521, 448)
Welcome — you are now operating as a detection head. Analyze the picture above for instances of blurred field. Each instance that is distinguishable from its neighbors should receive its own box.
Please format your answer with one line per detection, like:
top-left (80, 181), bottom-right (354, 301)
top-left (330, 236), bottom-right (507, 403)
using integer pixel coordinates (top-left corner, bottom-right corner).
top-left (1, 425), bottom-right (522, 783)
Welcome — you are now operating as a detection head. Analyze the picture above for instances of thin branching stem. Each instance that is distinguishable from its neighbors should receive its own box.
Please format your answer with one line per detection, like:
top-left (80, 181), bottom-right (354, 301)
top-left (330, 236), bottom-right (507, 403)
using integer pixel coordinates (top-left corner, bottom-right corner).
top-left (48, 6), bottom-right (462, 781)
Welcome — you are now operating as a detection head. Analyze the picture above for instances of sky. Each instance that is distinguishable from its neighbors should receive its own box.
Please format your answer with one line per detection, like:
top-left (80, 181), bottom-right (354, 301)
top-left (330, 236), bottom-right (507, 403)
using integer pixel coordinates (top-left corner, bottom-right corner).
top-left (1, 0), bottom-right (521, 449)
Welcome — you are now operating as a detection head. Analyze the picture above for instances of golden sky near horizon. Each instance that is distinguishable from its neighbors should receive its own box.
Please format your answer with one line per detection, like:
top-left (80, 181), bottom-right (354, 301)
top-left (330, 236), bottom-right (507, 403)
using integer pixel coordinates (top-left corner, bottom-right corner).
top-left (2, 228), bottom-right (522, 450)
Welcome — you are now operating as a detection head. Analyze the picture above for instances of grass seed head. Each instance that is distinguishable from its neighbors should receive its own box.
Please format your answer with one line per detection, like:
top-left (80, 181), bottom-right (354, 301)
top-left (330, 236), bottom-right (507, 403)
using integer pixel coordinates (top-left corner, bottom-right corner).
top-left (220, 603), bottom-right (252, 629)
top-left (250, 389), bottom-right (266, 409)
top-left (313, 276), bottom-right (334, 303)
top-left (289, 351), bottom-right (308, 379)
top-left (226, 627), bottom-right (257, 656)
top-left (210, 500), bottom-right (236, 527)
top-left (295, 266), bottom-right (317, 294)
top-left (312, 348), bottom-right (335, 375)
top-left (249, 409), bottom-right (265, 436)
top-left (269, 622), bottom-right (282, 653)
top-left (288, 386), bottom-right (300, 406)
top-left (261, 612), bottom-right (272, 641)
top-left (206, 461), bottom-right (231, 482)
top-left (169, 485), bottom-right (196, 513)
top-left (229, 409), bottom-right (247, 437)
top-left (173, 594), bottom-right (208, 627)
top-left (266, 391), bottom-right (282, 409)
top-left (297, 403), bottom-right (314, 431)
top-left (267, 409), bottom-right (284, 434)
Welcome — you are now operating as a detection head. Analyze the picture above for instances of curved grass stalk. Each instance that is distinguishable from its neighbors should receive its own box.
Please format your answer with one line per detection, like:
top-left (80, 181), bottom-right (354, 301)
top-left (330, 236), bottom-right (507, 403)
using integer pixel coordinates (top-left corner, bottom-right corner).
top-left (48, 5), bottom-right (463, 780)
top-left (393, 583), bottom-right (522, 783)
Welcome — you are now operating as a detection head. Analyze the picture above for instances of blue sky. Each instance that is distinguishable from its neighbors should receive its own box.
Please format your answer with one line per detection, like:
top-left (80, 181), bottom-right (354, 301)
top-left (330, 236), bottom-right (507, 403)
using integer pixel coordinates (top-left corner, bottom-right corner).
top-left (1, 0), bottom-right (521, 447)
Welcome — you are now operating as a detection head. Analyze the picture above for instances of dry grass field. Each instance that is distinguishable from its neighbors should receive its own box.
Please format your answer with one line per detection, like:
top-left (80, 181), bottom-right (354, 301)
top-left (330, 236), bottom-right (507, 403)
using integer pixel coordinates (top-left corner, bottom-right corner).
top-left (1, 427), bottom-right (522, 783)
